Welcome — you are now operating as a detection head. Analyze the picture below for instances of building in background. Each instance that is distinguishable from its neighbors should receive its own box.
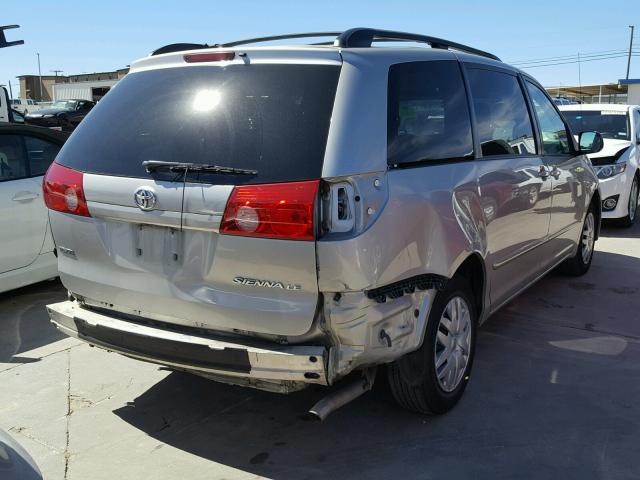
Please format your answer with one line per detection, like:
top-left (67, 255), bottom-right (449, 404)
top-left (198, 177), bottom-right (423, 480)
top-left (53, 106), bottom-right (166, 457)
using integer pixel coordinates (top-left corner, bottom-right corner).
top-left (619, 79), bottom-right (640, 105)
top-left (545, 82), bottom-right (629, 104)
top-left (17, 68), bottom-right (128, 101)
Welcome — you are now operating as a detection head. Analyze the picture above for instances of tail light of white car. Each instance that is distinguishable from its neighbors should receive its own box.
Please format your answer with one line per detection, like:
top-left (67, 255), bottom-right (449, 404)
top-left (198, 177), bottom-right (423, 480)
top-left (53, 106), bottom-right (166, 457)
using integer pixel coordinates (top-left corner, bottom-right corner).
top-left (42, 163), bottom-right (91, 217)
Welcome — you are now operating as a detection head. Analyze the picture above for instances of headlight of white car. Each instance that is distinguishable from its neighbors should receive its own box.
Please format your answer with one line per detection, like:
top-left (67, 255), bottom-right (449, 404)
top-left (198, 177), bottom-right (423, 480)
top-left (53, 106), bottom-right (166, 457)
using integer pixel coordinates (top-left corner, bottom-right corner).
top-left (597, 163), bottom-right (626, 179)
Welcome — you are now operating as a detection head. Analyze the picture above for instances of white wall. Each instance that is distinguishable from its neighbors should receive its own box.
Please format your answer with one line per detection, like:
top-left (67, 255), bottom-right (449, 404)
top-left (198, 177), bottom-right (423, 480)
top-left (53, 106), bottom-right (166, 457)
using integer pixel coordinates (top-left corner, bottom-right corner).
top-left (52, 84), bottom-right (92, 101)
top-left (628, 84), bottom-right (640, 106)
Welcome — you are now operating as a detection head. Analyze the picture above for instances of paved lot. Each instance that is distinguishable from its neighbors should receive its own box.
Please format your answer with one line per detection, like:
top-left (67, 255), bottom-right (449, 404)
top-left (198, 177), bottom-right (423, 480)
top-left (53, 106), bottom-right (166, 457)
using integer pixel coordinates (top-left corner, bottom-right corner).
top-left (1, 222), bottom-right (639, 480)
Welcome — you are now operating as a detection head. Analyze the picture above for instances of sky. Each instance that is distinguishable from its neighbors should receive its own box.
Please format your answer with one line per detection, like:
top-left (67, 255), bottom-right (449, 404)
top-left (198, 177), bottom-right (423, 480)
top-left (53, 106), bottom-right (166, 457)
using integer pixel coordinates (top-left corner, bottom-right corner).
top-left (1, 0), bottom-right (639, 97)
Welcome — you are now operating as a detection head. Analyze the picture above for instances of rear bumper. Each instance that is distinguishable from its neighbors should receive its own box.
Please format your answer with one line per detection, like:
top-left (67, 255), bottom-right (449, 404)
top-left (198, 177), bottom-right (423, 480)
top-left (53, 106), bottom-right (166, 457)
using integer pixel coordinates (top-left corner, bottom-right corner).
top-left (47, 300), bottom-right (328, 391)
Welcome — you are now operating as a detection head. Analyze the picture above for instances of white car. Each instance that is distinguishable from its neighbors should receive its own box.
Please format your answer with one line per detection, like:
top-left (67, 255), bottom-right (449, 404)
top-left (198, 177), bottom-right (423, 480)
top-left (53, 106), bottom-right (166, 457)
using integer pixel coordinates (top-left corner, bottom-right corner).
top-left (0, 124), bottom-right (67, 293)
top-left (560, 104), bottom-right (640, 226)
top-left (9, 98), bottom-right (41, 115)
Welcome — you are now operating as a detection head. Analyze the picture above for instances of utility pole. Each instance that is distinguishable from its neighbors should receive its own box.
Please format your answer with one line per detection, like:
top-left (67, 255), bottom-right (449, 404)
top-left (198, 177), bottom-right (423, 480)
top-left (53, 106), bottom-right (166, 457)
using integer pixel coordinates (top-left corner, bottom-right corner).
top-left (626, 25), bottom-right (635, 80)
top-left (36, 52), bottom-right (43, 100)
top-left (577, 52), bottom-right (582, 101)
top-left (50, 69), bottom-right (63, 77)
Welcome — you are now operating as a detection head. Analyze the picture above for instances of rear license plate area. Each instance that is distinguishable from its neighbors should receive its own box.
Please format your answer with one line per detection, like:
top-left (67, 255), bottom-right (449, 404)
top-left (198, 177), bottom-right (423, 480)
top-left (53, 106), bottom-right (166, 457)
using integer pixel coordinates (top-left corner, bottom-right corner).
top-left (134, 224), bottom-right (182, 263)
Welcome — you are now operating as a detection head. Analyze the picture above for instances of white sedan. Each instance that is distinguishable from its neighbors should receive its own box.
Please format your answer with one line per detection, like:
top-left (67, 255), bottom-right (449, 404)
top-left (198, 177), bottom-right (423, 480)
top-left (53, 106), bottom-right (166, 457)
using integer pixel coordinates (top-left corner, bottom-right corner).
top-left (560, 104), bottom-right (640, 226)
top-left (0, 124), bottom-right (67, 293)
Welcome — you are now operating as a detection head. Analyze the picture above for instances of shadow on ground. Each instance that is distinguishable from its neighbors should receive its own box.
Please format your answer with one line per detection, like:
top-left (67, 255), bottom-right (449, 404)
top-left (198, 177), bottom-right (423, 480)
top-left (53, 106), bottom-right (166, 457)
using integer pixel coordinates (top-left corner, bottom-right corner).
top-left (0, 279), bottom-right (67, 363)
top-left (113, 247), bottom-right (640, 479)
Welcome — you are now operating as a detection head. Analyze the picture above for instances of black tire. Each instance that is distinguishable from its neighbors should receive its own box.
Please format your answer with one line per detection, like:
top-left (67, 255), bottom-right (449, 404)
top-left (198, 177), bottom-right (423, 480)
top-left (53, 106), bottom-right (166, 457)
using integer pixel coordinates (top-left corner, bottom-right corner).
top-left (559, 204), bottom-right (596, 276)
top-left (387, 276), bottom-right (477, 415)
top-left (620, 175), bottom-right (639, 228)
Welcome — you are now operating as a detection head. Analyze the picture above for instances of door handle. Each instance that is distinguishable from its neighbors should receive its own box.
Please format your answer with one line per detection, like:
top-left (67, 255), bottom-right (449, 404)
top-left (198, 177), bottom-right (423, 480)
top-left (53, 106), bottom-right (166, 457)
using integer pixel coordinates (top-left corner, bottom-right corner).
top-left (12, 191), bottom-right (39, 202)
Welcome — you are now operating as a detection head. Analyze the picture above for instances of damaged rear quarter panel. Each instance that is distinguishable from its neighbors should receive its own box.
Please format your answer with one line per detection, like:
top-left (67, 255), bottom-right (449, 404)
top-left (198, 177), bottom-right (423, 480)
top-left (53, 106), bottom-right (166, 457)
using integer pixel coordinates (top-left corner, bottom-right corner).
top-left (317, 162), bottom-right (487, 378)
top-left (317, 163), bottom-right (486, 293)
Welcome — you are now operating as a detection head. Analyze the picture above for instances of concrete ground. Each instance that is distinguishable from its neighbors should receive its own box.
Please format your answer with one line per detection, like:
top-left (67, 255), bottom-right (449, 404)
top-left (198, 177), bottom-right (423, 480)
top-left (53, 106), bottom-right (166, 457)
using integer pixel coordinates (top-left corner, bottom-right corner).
top-left (1, 222), bottom-right (639, 480)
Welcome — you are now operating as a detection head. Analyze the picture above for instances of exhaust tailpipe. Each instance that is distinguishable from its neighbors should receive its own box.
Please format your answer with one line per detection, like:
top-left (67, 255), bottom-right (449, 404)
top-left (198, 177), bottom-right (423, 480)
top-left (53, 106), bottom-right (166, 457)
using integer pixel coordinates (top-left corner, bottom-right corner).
top-left (308, 369), bottom-right (375, 421)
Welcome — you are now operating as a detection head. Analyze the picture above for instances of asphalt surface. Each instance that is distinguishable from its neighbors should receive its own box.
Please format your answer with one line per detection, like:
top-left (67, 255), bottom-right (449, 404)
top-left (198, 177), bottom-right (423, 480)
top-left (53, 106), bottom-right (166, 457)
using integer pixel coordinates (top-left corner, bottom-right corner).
top-left (1, 221), bottom-right (639, 480)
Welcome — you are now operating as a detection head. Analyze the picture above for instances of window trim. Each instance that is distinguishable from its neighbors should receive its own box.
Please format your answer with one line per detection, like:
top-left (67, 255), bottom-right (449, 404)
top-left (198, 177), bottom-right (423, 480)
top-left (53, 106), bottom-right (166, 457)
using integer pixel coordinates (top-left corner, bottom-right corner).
top-left (386, 59), bottom-right (475, 168)
top-left (462, 62), bottom-right (540, 161)
top-left (521, 75), bottom-right (578, 156)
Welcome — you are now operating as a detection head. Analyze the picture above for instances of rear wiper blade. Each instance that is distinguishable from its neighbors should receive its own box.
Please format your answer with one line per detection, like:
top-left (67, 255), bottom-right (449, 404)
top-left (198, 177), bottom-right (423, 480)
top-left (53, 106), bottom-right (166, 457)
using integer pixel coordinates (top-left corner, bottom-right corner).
top-left (142, 160), bottom-right (258, 175)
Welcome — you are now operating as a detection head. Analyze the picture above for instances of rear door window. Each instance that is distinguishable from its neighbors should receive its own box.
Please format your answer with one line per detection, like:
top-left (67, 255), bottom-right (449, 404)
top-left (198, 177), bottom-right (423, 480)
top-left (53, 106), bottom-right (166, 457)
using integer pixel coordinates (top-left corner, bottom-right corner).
top-left (25, 136), bottom-right (61, 176)
top-left (466, 68), bottom-right (536, 157)
top-left (525, 82), bottom-right (571, 155)
top-left (387, 60), bottom-right (473, 165)
top-left (56, 64), bottom-right (341, 185)
top-left (0, 135), bottom-right (27, 181)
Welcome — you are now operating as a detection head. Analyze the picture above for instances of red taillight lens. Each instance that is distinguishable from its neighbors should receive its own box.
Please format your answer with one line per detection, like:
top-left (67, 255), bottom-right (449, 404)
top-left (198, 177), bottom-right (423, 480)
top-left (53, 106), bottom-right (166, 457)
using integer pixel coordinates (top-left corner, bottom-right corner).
top-left (184, 52), bottom-right (235, 63)
top-left (220, 180), bottom-right (319, 241)
top-left (43, 163), bottom-right (91, 217)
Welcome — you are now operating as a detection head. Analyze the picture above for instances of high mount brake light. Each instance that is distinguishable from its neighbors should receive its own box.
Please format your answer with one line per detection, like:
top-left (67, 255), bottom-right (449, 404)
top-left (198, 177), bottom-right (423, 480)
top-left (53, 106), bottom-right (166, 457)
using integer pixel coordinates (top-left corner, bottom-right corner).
top-left (43, 163), bottom-right (91, 217)
top-left (220, 180), bottom-right (319, 241)
top-left (184, 52), bottom-right (235, 63)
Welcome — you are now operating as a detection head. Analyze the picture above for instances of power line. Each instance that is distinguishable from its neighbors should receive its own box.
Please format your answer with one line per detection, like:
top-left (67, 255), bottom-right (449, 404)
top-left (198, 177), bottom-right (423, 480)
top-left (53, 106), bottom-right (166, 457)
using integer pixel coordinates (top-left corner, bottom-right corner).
top-left (508, 48), bottom-right (630, 65)
top-left (510, 49), bottom-right (634, 66)
top-left (517, 53), bottom-right (639, 69)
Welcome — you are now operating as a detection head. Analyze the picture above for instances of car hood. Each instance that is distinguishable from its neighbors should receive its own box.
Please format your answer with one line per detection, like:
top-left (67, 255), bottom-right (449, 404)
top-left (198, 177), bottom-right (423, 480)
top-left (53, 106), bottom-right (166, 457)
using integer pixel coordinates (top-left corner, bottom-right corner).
top-left (589, 139), bottom-right (632, 159)
top-left (26, 107), bottom-right (71, 117)
top-left (585, 139), bottom-right (633, 166)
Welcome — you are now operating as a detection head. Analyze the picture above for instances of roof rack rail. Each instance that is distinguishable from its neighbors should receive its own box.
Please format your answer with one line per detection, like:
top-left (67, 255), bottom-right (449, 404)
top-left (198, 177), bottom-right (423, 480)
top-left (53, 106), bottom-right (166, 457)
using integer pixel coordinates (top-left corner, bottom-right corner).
top-left (219, 32), bottom-right (342, 48)
top-left (335, 28), bottom-right (500, 61)
top-left (150, 28), bottom-right (500, 62)
top-left (0, 25), bottom-right (24, 49)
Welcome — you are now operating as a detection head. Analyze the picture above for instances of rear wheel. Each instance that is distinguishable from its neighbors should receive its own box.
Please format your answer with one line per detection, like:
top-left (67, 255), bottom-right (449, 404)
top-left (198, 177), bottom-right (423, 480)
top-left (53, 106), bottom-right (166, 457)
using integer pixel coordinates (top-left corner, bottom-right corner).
top-left (387, 276), bottom-right (476, 415)
top-left (620, 176), bottom-right (639, 227)
top-left (559, 205), bottom-right (596, 276)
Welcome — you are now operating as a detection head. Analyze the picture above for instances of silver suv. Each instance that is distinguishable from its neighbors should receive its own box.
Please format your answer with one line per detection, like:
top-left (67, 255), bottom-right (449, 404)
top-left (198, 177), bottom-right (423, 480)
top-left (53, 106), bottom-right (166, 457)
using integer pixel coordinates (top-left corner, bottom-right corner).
top-left (44, 29), bottom-right (603, 418)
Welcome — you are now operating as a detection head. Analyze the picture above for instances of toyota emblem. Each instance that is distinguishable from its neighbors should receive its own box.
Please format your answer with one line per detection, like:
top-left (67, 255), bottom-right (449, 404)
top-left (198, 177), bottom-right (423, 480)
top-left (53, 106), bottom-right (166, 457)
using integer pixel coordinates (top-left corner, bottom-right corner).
top-left (134, 188), bottom-right (157, 211)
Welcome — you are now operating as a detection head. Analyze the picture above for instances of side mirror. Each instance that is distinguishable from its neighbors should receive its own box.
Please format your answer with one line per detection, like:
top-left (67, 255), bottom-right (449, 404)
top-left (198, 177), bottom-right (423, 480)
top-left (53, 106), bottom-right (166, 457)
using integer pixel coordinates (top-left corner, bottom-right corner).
top-left (578, 131), bottom-right (604, 154)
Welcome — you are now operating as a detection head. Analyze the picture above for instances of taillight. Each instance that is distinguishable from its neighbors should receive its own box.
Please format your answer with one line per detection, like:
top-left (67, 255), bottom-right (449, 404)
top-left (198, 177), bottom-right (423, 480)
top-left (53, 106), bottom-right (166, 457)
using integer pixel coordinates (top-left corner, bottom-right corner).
top-left (43, 163), bottom-right (91, 217)
top-left (184, 52), bottom-right (235, 63)
top-left (220, 180), bottom-right (319, 240)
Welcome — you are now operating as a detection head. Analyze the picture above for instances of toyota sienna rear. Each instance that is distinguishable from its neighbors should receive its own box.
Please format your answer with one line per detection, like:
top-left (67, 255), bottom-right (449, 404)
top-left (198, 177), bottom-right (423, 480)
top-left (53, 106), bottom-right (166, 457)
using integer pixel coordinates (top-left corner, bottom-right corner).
top-left (45, 28), bottom-right (602, 418)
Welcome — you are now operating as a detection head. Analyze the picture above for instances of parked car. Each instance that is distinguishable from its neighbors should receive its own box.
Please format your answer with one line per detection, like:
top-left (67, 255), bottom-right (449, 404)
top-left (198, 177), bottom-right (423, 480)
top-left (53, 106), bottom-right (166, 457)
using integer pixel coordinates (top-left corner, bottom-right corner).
top-left (553, 96), bottom-right (581, 106)
top-left (44, 28), bottom-right (603, 418)
top-left (25, 99), bottom-right (95, 132)
top-left (560, 104), bottom-right (640, 226)
top-left (0, 429), bottom-right (43, 480)
top-left (9, 98), bottom-right (41, 115)
top-left (0, 124), bottom-right (68, 293)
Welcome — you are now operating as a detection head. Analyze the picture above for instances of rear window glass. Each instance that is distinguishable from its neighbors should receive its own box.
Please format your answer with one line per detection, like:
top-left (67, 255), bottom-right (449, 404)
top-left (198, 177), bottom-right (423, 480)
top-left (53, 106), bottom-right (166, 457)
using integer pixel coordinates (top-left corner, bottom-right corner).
top-left (56, 64), bottom-right (341, 184)
top-left (387, 61), bottom-right (473, 166)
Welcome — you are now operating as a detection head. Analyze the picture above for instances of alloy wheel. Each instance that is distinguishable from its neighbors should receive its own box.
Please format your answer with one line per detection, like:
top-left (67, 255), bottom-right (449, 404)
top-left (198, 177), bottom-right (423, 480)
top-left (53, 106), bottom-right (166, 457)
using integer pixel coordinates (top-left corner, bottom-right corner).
top-left (581, 211), bottom-right (595, 264)
top-left (434, 296), bottom-right (471, 392)
top-left (629, 179), bottom-right (638, 223)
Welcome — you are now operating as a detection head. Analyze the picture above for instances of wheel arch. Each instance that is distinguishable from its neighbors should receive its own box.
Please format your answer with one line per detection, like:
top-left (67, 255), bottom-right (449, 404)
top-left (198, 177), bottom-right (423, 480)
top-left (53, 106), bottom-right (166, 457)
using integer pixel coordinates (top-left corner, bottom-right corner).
top-left (451, 252), bottom-right (486, 323)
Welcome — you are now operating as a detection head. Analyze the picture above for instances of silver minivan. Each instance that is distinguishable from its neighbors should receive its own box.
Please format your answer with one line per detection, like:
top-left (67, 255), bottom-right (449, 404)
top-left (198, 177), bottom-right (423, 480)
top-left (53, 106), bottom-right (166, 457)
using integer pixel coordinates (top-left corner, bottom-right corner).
top-left (44, 29), bottom-right (603, 417)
